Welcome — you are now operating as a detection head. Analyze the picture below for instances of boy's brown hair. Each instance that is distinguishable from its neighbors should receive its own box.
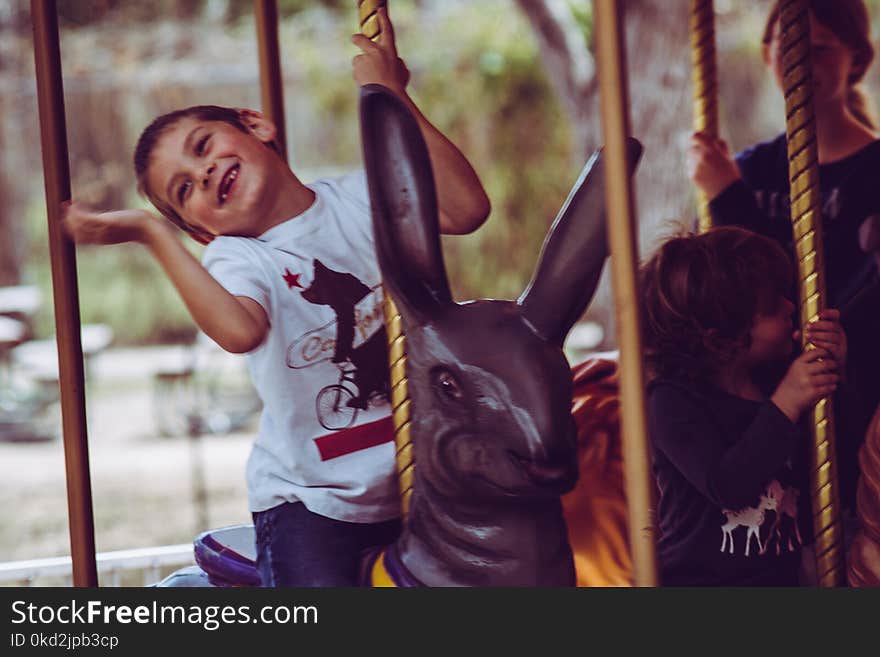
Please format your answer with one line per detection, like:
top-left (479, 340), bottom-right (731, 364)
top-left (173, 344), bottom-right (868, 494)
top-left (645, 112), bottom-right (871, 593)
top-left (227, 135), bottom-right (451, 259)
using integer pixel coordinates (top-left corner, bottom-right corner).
top-left (133, 105), bottom-right (281, 243)
top-left (639, 226), bottom-right (793, 385)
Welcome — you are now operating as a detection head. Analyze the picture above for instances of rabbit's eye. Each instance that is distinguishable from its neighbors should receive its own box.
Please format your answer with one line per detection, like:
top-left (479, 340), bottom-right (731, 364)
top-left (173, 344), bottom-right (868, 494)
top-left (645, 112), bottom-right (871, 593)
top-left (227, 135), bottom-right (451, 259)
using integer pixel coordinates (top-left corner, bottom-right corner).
top-left (432, 369), bottom-right (464, 402)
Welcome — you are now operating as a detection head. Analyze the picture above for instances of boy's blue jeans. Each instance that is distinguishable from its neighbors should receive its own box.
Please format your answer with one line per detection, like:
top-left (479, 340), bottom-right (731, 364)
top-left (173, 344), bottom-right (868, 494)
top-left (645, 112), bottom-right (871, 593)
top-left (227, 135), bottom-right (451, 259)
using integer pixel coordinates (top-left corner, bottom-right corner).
top-left (252, 501), bottom-right (401, 587)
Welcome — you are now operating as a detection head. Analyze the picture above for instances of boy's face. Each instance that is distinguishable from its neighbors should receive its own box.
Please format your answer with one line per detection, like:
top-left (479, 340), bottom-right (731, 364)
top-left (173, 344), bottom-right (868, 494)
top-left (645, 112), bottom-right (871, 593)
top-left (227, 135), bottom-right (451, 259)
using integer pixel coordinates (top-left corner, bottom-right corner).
top-left (145, 115), bottom-right (280, 239)
top-left (747, 296), bottom-right (796, 365)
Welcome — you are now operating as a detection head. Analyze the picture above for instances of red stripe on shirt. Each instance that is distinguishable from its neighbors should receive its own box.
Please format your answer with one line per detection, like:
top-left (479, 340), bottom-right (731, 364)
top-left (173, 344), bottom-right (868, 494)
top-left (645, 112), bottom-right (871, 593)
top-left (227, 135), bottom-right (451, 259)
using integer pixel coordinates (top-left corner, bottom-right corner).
top-left (314, 416), bottom-right (395, 461)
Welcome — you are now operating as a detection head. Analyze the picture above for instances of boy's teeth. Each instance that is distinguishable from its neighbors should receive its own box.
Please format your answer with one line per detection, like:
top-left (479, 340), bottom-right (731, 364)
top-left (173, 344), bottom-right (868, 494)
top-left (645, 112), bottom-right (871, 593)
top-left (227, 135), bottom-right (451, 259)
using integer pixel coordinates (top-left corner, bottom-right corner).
top-left (219, 166), bottom-right (238, 204)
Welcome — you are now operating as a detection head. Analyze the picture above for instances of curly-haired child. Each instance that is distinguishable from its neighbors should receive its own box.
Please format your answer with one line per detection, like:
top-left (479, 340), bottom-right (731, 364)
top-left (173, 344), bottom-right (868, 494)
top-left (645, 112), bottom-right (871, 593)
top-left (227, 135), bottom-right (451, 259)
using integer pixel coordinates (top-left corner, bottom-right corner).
top-left (640, 226), bottom-right (847, 586)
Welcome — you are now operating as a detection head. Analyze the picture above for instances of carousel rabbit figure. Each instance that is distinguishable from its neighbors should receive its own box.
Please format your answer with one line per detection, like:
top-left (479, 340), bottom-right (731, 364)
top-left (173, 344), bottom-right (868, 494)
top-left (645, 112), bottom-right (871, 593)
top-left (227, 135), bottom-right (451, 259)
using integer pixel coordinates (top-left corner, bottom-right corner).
top-left (358, 83), bottom-right (642, 586)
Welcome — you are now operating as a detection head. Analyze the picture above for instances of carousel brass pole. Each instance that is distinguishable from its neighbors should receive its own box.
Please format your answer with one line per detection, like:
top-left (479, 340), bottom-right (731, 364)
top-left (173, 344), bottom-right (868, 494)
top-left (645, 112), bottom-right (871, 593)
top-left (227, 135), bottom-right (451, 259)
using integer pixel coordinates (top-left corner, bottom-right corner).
top-left (356, 0), bottom-right (414, 519)
top-left (31, 0), bottom-right (98, 587)
top-left (255, 0), bottom-right (288, 161)
top-left (689, 0), bottom-right (718, 232)
top-left (358, 0), bottom-right (385, 40)
top-left (594, 0), bottom-right (658, 587)
top-left (779, 0), bottom-right (843, 587)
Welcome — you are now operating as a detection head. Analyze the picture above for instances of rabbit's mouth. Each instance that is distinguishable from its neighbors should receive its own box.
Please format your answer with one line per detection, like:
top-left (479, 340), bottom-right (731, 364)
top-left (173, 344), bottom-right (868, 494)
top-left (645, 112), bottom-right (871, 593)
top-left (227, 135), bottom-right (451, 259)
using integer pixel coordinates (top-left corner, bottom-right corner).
top-left (509, 452), bottom-right (575, 488)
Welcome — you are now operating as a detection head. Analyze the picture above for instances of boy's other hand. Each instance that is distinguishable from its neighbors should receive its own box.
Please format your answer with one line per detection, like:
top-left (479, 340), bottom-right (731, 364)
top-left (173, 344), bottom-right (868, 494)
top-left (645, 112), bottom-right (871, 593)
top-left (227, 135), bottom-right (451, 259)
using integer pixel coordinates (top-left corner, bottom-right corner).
top-left (351, 6), bottom-right (410, 96)
top-left (62, 201), bottom-right (154, 245)
top-left (770, 347), bottom-right (840, 423)
top-left (686, 132), bottom-right (742, 200)
top-left (804, 308), bottom-right (847, 370)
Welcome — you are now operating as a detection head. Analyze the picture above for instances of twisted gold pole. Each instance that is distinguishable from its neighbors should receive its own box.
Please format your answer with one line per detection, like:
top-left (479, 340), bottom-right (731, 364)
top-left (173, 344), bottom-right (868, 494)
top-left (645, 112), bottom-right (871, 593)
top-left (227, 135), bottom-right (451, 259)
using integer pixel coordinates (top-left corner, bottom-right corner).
top-left (358, 0), bottom-right (384, 40)
top-left (357, 0), bottom-right (414, 518)
top-left (386, 298), bottom-right (414, 518)
top-left (779, 0), bottom-right (843, 587)
top-left (689, 0), bottom-right (718, 233)
top-left (594, 0), bottom-right (658, 587)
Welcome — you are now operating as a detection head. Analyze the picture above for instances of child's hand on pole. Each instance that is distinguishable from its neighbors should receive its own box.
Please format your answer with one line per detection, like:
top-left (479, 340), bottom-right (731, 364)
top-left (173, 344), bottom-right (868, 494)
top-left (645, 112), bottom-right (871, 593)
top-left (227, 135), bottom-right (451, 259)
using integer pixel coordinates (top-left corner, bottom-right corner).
top-left (770, 347), bottom-right (840, 423)
top-left (61, 201), bottom-right (155, 245)
top-left (686, 132), bottom-right (742, 201)
top-left (804, 309), bottom-right (847, 371)
top-left (351, 7), bottom-right (410, 96)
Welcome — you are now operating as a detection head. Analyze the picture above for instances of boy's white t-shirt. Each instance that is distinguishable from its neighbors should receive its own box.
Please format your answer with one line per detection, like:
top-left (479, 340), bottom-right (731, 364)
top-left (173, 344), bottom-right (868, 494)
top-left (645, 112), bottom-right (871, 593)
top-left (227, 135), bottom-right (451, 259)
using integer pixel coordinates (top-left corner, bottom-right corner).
top-left (201, 170), bottom-right (399, 522)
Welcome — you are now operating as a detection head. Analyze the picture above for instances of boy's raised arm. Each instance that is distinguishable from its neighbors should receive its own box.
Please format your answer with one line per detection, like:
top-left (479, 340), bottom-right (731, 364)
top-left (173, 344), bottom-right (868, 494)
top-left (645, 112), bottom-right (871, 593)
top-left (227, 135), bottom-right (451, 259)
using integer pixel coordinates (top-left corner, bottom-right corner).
top-left (62, 202), bottom-right (268, 353)
top-left (351, 7), bottom-right (490, 235)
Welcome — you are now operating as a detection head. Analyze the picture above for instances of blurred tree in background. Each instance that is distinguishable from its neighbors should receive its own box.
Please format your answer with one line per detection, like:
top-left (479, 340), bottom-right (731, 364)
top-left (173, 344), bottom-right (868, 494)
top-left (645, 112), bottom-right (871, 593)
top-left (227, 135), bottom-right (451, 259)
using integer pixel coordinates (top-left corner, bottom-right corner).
top-left (3, 0), bottom-right (880, 346)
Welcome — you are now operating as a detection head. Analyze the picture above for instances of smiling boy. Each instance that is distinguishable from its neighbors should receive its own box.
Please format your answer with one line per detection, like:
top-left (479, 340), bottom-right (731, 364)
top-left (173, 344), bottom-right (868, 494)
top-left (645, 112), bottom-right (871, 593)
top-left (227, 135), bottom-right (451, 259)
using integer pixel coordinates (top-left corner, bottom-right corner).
top-left (62, 7), bottom-right (489, 586)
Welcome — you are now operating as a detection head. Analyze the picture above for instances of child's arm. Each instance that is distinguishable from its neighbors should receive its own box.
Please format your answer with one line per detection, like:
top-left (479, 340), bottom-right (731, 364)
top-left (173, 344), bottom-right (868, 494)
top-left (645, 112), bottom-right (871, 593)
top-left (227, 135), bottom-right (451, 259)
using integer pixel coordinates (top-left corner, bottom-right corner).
top-left (62, 203), bottom-right (268, 353)
top-left (687, 132), bottom-right (792, 242)
top-left (649, 383), bottom-right (800, 510)
top-left (351, 7), bottom-right (490, 235)
top-left (687, 132), bottom-right (742, 201)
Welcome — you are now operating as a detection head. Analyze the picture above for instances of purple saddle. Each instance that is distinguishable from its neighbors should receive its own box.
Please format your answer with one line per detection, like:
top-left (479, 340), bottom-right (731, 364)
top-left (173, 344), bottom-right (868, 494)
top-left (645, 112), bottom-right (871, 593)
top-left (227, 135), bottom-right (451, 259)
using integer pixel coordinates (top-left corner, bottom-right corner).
top-left (193, 524), bottom-right (260, 587)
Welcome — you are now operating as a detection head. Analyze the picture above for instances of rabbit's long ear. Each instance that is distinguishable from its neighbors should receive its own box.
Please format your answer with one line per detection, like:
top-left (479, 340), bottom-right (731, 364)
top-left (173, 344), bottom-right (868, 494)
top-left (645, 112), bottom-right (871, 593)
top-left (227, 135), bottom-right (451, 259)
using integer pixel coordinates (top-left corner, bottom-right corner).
top-left (360, 84), bottom-right (452, 324)
top-left (518, 138), bottom-right (643, 346)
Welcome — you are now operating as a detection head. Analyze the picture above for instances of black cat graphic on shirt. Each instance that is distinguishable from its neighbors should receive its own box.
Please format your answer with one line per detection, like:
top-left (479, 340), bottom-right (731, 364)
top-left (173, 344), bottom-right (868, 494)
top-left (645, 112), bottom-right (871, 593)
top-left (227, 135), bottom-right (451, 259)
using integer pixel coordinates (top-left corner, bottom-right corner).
top-left (299, 259), bottom-right (389, 409)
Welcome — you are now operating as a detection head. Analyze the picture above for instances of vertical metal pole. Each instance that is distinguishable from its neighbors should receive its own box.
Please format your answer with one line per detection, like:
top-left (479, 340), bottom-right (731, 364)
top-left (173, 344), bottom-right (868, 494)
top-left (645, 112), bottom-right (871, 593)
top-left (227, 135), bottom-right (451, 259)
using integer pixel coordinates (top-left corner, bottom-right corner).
top-left (358, 0), bottom-right (386, 40)
top-left (254, 0), bottom-right (288, 161)
top-left (594, 0), bottom-right (658, 587)
top-left (779, 0), bottom-right (843, 587)
top-left (31, 0), bottom-right (98, 587)
top-left (355, 0), bottom-right (415, 519)
top-left (689, 0), bottom-right (718, 232)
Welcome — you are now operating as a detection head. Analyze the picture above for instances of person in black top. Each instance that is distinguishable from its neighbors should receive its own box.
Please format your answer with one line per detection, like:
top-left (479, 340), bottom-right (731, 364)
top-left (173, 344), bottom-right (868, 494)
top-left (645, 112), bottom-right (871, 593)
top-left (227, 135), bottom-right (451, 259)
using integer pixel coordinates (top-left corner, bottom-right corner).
top-left (686, 0), bottom-right (879, 518)
top-left (640, 227), bottom-right (847, 586)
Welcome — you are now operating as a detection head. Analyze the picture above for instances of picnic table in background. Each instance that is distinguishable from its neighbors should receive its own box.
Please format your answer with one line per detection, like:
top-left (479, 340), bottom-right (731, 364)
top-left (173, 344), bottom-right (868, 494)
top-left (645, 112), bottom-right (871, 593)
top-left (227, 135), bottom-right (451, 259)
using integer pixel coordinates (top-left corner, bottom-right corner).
top-left (0, 284), bottom-right (112, 442)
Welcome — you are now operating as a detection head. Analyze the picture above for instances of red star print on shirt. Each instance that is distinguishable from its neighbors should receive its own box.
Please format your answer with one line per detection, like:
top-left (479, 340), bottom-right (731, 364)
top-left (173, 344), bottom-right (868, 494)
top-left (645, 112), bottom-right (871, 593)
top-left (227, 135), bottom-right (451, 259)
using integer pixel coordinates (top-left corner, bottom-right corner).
top-left (283, 268), bottom-right (303, 289)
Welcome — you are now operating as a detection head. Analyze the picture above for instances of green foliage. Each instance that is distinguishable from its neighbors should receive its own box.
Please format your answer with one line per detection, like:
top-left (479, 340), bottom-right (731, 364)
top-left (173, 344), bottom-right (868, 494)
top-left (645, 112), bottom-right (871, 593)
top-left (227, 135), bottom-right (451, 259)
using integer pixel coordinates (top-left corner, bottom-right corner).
top-left (224, 0), bottom-right (349, 24)
top-left (400, 3), bottom-right (574, 300)
top-left (57, 0), bottom-right (207, 26)
top-left (55, 0), bottom-right (352, 28)
top-left (568, 1), bottom-right (592, 40)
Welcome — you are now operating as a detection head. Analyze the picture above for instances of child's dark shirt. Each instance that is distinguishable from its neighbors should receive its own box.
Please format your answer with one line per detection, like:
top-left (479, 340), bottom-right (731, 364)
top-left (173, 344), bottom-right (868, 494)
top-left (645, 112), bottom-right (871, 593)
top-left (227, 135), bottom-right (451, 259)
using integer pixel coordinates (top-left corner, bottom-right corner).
top-left (648, 378), bottom-right (804, 586)
top-left (709, 134), bottom-right (880, 309)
